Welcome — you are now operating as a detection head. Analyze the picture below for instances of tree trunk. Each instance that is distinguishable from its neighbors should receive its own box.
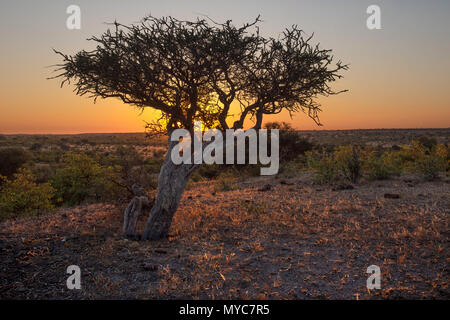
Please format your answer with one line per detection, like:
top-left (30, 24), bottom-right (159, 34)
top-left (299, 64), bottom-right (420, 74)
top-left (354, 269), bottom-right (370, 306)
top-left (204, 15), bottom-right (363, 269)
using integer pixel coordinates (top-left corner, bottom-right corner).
top-left (141, 141), bottom-right (199, 240)
top-left (123, 184), bottom-right (151, 238)
top-left (123, 195), bottom-right (149, 238)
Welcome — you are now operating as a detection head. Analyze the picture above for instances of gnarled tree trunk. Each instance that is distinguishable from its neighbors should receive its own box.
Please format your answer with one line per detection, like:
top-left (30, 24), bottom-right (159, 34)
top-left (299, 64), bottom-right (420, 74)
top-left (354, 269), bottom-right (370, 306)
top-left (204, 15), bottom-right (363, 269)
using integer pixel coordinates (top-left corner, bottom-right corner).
top-left (123, 196), bottom-right (149, 238)
top-left (123, 184), bottom-right (151, 238)
top-left (141, 141), bottom-right (199, 240)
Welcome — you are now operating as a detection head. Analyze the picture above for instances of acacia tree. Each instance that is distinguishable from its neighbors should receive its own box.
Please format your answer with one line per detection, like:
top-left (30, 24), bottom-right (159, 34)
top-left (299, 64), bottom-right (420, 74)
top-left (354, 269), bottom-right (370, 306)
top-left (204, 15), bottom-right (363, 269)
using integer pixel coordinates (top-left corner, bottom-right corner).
top-left (52, 15), bottom-right (347, 240)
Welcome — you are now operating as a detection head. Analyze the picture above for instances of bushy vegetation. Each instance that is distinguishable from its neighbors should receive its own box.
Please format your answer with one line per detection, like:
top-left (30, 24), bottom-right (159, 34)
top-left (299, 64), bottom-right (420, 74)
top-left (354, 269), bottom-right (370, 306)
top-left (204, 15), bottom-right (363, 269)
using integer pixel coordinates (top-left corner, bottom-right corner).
top-left (101, 146), bottom-right (157, 193)
top-left (265, 121), bottom-right (314, 163)
top-left (213, 172), bottom-right (239, 192)
top-left (362, 150), bottom-right (402, 180)
top-left (0, 131), bottom-right (448, 220)
top-left (306, 150), bottom-right (339, 184)
top-left (0, 147), bottom-right (30, 177)
top-left (334, 145), bottom-right (362, 183)
top-left (51, 153), bottom-right (122, 206)
top-left (306, 141), bottom-right (449, 184)
top-left (306, 145), bottom-right (365, 184)
top-left (408, 140), bottom-right (448, 180)
top-left (0, 169), bottom-right (55, 220)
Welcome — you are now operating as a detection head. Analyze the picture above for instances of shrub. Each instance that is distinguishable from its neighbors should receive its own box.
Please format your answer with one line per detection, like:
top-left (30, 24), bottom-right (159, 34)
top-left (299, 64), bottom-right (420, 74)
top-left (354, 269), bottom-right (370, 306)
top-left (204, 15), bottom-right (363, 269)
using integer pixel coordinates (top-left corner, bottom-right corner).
top-left (306, 150), bottom-right (339, 184)
top-left (411, 142), bottom-right (447, 181)
top-left (29, 142), bottom-right (42, 151)
top-left (213, 171), bottom-right (238, 192)
top-left (0, 169), bottom-right (55, 220)
top-left (152, 148), bottom-right (166, 159)
top-left (362, 149), bottom-right (402, 180)
top-left (264, 121), bottom-right (293, 131)
top-left (392, 145), bottom-right (416, 170)
top-left (307, 145), bottom-right (364, 184)
top-left (51, 153), bottom-right (122, 205)
top-left (334, 145), bottom-right (362, 183)
top-left (197, 165), bottom-right (222, 180)
top-left (415, 136), bottom-right (437, 150)
top-left (103, 146), bottom-right (157, 192)
top-left (265, 121), bottom-right (314, 163)
top-left (32, 163), bottom-right (57, 183)
top-left (278, 131), bottom-right (314, 163)
top-left (435, 144), bottom-right (450, 173)
top-left (0, 147), bottom-right (30, 177)
top-left (32, 149), bottom-right (63, 163)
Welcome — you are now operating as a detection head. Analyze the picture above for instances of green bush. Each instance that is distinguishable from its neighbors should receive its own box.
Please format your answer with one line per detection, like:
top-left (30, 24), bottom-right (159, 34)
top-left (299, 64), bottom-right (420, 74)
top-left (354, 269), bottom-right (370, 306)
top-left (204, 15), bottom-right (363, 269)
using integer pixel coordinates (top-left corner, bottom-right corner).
top-left (334, 145), bottom-right (362, 183)
top-left (415, 136), bottom-right (437, 150)
top-left (410, 141), bottom-right (447, 181)
top-left (197, 164), bottom-right (222, 180)
top-left (264, 121), bottom-right (294, 131)
top-left (214, 174), bottom-right (238, 192)
top-left (265, 121), bottom-right (314, 163)
top-left (152, 148), bottom-right (166, 159)
top-left (0, 169), bottom-right (55, 220)
top-left (102, 146), bottom-right (157, 192)
top-left (32, 149), bottom-right (63, 163)
top-left (51, 153), bottom-right (122, 206)
top-left (29, 142), bottom-right (42, 151)
top-left (279, 131), bottom-right (314, 163)
top-left (362, 149), bottom-right (402, 180)
top-left (436, 144), bottom-right (450, 173)
top-left (0, 147), bottom-right (30, 177)
top-left (306, 150), bottom-right (339, 184)
top-left (32, 163), bottom-right (57, 183)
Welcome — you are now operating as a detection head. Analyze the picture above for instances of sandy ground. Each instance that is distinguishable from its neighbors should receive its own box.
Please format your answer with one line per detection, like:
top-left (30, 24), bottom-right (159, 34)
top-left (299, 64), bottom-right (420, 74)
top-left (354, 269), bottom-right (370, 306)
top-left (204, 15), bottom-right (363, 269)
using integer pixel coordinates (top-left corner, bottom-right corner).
top-left (0, 173), bottom-right (448, 299)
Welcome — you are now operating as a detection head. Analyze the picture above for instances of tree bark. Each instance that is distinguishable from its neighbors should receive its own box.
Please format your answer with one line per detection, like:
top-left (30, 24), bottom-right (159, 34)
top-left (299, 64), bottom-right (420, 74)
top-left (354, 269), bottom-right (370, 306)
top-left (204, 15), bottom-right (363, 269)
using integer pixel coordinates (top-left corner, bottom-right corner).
top-left (123, 184), bottom-right (150, 238)
top-left (123, 196), bottom-right (149, 238)
top-left (141, 141), bottom-right (199, 240)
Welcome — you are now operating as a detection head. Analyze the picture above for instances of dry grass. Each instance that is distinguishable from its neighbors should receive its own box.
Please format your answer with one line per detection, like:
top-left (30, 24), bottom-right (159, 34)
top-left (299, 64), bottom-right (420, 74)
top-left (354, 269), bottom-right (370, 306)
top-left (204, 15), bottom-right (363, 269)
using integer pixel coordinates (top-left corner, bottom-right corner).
top-left (0, 173), bottom-right (448, 299)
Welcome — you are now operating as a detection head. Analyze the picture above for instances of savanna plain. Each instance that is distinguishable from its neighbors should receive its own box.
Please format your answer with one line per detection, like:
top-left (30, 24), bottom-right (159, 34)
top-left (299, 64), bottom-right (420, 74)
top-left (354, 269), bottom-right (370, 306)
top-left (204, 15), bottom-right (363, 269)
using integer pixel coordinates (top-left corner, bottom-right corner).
top-left (0, 127), bottom-right (448, 299)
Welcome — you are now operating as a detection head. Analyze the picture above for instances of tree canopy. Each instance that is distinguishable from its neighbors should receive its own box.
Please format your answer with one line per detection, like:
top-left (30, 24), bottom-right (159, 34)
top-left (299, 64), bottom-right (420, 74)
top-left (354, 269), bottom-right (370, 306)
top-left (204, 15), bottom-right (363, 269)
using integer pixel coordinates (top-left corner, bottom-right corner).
top-left (52, 15), bottom-right (348, 134)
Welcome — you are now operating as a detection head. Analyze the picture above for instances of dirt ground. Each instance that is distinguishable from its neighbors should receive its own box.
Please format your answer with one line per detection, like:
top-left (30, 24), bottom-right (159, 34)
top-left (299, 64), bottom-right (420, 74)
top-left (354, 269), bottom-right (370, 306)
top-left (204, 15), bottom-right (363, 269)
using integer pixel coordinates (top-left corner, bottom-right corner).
top-left (0, 173), bottom-right (448, 299)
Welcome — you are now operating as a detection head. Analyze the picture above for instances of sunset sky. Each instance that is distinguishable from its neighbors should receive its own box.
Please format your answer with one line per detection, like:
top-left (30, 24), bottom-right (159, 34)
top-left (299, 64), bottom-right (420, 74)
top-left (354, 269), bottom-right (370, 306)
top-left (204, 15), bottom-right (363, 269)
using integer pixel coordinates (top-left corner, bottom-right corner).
top-left (0, 0), bottom-right (449, 133)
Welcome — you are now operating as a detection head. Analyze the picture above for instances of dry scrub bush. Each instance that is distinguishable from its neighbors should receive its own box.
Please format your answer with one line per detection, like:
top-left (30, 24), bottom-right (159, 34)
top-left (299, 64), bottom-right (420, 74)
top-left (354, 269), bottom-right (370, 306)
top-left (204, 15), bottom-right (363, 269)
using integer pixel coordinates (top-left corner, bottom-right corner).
top-left (0, 169), bottom-right (55, 220)
top-left (0, 147), bottom-right (30, 177)
top-left (306, 141), bottom-right (448, 184)
top-left (410, 141), bottom-right (448, 180)
top-left (306, 145), bottom-right (362, 184)
top-left (51, 153), bottom-right (122, 206)
top-left (362, 149), bottom-right (402, 180)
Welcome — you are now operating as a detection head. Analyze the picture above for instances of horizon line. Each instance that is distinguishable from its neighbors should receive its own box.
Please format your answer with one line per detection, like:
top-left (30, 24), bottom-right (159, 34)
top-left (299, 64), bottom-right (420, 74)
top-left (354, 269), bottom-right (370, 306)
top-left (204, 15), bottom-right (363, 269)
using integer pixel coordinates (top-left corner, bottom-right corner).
top-left (1, 127), bottom-right (449, 135)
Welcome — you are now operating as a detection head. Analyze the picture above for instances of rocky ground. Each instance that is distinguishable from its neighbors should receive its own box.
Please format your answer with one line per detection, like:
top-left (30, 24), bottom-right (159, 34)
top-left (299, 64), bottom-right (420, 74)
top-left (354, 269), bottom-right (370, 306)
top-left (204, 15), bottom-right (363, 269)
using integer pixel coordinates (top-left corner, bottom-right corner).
top-left (0, 173), bottom-right (449, 299)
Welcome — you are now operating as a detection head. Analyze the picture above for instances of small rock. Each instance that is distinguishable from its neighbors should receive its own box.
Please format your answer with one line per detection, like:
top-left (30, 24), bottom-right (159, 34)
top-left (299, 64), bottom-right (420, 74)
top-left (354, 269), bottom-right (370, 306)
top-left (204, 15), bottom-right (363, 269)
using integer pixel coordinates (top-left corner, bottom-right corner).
top-left (142, 263), bottom-right (158, 271)
top-left (332, 184), bottom-right (354, 191)
top-left (384, 193), bottom-right (400, 199)
top-left (258, 184), bottom-right (272, 192)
